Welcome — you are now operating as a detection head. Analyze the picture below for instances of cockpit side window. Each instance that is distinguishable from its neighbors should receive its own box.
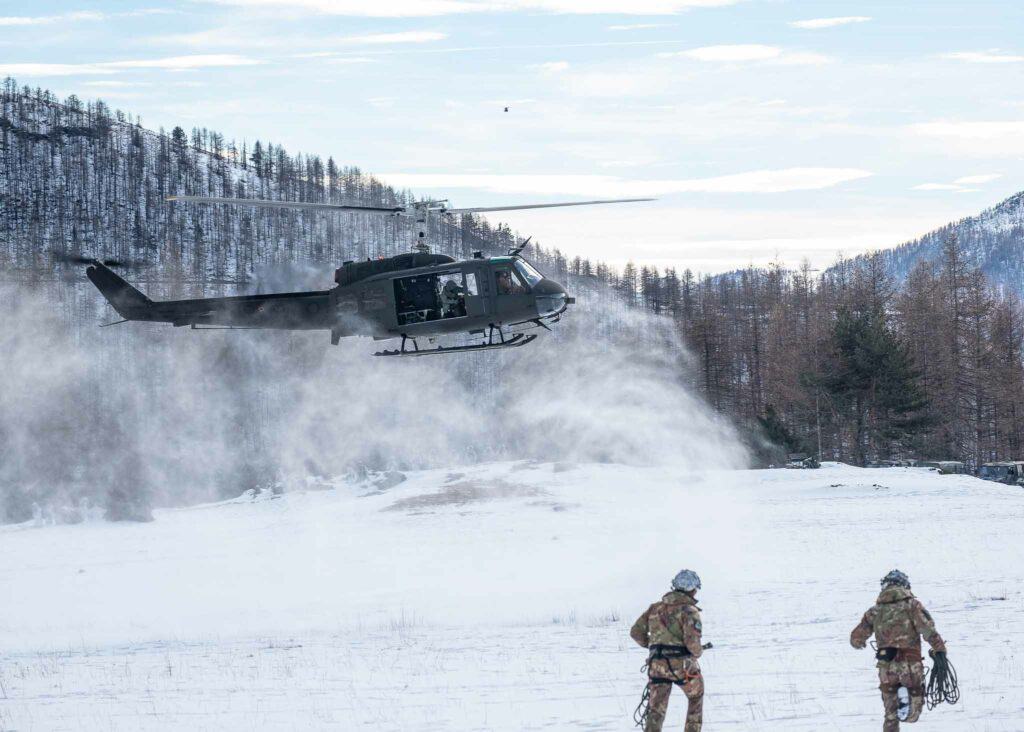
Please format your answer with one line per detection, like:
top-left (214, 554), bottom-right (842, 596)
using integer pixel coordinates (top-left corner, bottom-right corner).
top-left (514, 259), bottom-right (544, 288)
top-left (495, 267), bottom-right (527, 295)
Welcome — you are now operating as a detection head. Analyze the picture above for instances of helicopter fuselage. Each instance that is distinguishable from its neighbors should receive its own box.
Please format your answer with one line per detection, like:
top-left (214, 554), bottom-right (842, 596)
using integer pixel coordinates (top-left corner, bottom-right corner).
top-left (85, 253), bottom-right (572, 353)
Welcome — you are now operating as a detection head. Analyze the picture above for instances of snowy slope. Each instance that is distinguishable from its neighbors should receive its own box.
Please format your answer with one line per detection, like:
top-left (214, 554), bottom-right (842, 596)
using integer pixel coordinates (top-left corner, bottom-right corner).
top-left (863, 190), bottom-right (1024, 292)
top-left (2, 462), bottom-right (1023, 731)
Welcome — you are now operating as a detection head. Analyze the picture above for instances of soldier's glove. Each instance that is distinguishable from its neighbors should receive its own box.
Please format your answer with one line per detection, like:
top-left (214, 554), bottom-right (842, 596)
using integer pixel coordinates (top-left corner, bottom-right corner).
top-left (853, 640), bottom-right (867, 650)
top-left (929, 650), bottom-right (946, 660)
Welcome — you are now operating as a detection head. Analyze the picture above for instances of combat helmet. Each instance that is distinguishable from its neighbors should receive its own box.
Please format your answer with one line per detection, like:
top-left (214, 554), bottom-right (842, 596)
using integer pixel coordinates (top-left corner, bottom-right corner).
top-left (671, 569), bottom-right (701, 594)
top-left (881, 569), bottom-right (910, 589)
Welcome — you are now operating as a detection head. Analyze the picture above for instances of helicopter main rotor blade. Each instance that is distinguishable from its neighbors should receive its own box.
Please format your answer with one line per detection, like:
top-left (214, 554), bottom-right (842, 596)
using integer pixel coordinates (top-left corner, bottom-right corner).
top-left (52, 252), bottom-right (146, 269)
top-left (443, 198), bottom-right (656, 214)
top-left (167, 196), bottom-right (404, 214)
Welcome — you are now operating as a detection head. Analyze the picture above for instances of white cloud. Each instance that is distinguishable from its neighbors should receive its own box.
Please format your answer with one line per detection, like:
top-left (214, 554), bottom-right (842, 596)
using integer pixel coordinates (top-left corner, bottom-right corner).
top-left (943, 50), bottom-right (1024, 64)
top-left (151, 28), bottom-right (444, 51)
top-left (913, 173), bottom-right (1002, 192)
top-left (514, 0), bottom-right (738, 11)
top-left (789, 16), bottom-right (871, 30)
top-left (197, 0), bottom-right (740, 17)
top-left (376, 168), bottom-right (872, 196)
top-left (0, 63), bottom-right (119, 76)
top-left (337, 31), bottom-right (447, 44)
top-left (106, 55), bottom-right (262, 70)
top-left (910, 120), bottom-right (1024, 140)
top-left (325, 57), bottom-right (377, 65)
top-left (773, 51), bottom-right (832, 66)
top-left (908, 120), bottom-right (1024, 156)
top-left (533, 61), bottom-right (570, 73)
top-left (0, 55), bottom-right (262, 77)
top-left (660, 44), bottom-right (832, 65)
top-left (0, 9), bottom-right (172, 26)
top-left (954, 173), bottom-right (1002, 185)
top-left (82, 80), bottom-right (154, 87)
top-left (607, 23), bottom-right (668, 31)
top-left (0, 11), bottom-right (104, 26)
top-left (673, 44), bottom-right (780, 62)
top-left (199, 0), bottom-right (486, 16)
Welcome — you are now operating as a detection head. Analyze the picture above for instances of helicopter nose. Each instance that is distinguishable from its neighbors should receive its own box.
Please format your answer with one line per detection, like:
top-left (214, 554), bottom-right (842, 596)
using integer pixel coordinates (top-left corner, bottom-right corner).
top-left (535, 278), bottom-right (572, 317)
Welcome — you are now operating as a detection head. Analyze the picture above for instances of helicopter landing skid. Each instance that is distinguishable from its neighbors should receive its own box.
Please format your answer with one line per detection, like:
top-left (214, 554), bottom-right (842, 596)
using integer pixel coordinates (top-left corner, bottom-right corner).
top-left (374, 332), bottom-right (537, 357)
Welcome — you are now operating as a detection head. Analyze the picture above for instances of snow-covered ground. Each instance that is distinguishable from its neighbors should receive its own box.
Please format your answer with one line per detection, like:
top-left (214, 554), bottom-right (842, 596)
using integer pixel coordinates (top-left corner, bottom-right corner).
top-left (2, 462), bottom-right (1023, 731)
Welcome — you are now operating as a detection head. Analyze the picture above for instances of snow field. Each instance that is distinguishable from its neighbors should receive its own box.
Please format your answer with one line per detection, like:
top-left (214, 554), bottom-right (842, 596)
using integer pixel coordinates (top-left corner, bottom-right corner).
top-left (2, 462), bottom-right (1023, 730)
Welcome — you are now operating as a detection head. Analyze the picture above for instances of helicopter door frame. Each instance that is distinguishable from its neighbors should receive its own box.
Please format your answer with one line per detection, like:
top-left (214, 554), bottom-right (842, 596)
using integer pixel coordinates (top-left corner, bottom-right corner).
top-left (463, 266), bottom-right (488, 318)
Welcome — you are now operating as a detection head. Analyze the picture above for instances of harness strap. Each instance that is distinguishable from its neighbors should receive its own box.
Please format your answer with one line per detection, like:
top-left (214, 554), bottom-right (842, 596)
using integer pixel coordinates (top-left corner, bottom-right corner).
top-left (649, 644), bottom-right (692, 659)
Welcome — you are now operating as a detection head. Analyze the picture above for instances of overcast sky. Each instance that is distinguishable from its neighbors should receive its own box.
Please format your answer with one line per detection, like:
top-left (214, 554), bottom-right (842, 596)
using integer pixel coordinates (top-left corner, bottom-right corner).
top-left (2, 0), bottom-right (1023, 274)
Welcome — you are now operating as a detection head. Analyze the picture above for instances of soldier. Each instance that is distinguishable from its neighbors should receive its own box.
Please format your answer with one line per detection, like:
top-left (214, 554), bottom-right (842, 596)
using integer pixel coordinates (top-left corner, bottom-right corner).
top-left (850, 569), bottom-right (947, 731)
top-left (439, 278), bottom-right (466, 317)
top-left (630, 569), bottom-right (705, 732)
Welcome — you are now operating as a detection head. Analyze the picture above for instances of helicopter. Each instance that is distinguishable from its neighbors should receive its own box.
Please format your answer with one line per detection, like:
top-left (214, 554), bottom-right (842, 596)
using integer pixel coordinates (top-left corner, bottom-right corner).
top-left (80, 195), bottom-right (653, 356)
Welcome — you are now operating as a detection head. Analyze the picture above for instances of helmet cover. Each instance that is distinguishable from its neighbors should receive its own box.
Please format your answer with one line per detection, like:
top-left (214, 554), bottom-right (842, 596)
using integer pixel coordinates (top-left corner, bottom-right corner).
top-left (671, 569), bottom-right (701, 593)
top-left (881, 569), bottom-right (911, 589)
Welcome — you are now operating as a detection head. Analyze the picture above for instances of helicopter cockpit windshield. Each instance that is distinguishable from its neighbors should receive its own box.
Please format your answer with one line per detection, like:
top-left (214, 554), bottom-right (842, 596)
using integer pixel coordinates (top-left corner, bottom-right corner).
top-left (514, 259), bottom-right (544, 288)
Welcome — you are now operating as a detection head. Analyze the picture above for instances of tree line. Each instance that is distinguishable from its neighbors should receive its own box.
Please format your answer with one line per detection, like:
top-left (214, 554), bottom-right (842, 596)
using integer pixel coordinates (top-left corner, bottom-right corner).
top-left (560, 235), bottom-right (1024, 468)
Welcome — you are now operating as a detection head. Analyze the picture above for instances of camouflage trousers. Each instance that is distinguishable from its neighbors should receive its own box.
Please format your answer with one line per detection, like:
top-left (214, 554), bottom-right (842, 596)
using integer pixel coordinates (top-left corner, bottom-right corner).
top-left (644, 657), bottom-right (703, 732)
top-left (878, 660), bottom-right (925, 732)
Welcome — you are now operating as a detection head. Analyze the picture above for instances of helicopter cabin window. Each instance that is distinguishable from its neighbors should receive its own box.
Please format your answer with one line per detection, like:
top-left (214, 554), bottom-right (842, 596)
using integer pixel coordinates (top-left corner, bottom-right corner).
top-left (514, 259), bottom-right (544, 288)
top-left (394, 270), bottom-right (470, 325)
top-left (495, 267), bottom-right (527, 295)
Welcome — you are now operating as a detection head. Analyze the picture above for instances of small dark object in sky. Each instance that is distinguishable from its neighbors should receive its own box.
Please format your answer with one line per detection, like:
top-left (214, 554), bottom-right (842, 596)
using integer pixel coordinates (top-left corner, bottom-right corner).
top-left (504, 106), bottom-right (509, 112)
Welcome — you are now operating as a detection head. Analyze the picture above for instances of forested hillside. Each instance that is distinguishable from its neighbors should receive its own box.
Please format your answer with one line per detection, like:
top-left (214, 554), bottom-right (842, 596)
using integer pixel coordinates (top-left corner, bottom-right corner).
top-left (864, 191), bottom-right (1024, 294)
top-left (4, 78), bottom-right (1024, 525)
top-left (0, 78), bottom-right (527, 292)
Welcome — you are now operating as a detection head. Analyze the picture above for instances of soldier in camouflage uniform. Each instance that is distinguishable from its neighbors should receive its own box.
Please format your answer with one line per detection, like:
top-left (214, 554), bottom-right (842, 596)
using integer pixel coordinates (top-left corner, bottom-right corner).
top-left (630, 569), bottom-right (705, 732)
top-left (850, 570), bottom-right (947, 732)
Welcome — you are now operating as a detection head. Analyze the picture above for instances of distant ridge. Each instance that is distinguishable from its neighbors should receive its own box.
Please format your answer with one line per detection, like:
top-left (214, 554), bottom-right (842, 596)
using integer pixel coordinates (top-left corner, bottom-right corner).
top-left (853, 190), bottom-right (1024, 293)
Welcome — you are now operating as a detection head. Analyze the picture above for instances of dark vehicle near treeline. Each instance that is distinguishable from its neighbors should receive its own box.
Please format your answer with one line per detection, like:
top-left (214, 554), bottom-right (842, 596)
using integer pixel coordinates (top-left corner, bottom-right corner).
top-left (978, 461), bottom-right (1024, 486)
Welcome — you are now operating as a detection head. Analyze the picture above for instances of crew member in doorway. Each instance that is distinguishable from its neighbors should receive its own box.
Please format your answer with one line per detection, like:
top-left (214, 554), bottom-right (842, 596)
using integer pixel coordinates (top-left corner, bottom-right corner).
top-left (440, 278), bottom-right (466, 317)
top-left (850, 570), bottom-right (947, 732)
top-left (631, 569), bottom-right (705, 732)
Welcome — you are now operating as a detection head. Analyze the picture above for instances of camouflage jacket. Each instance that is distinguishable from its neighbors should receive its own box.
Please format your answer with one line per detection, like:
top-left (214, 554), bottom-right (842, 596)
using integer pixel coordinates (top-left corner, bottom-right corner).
top-left (630, 590), bottom-right (703, 657)
top-left (850, 586), bottom-right (946, 654)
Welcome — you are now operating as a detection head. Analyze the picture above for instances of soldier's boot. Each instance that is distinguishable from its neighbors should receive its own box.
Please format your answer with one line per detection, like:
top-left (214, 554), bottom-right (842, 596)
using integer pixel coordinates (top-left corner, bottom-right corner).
top-left (644, 681), bottom-right (672, 732)
top-left (904, 688), bottom-right (925, 723)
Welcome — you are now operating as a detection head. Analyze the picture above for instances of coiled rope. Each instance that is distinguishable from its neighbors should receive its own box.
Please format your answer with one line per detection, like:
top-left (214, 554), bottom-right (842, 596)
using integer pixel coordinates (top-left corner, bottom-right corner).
top-left (633, 680), bottom-right (652, 728)
top-left (925, 652), bottom-right (960, 710)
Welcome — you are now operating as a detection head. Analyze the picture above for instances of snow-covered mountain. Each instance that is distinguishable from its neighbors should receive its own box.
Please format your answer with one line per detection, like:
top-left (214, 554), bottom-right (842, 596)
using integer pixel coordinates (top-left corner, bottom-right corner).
top-left (2, 461), bottom-right (1021, 730)
top-left (857, 191), bottom-right (1024, 291)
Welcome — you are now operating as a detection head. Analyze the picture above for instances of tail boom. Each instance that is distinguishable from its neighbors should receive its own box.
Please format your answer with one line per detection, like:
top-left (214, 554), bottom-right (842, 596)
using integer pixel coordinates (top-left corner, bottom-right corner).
top-left (86, 263), bottom-right (153, 320)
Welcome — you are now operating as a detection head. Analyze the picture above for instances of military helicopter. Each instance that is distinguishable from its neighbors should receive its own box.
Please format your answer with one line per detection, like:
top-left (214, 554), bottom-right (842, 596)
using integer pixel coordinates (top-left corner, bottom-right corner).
top-left (80, 195), bottom-right (652, 356)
